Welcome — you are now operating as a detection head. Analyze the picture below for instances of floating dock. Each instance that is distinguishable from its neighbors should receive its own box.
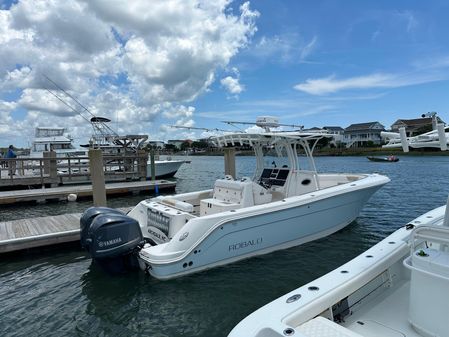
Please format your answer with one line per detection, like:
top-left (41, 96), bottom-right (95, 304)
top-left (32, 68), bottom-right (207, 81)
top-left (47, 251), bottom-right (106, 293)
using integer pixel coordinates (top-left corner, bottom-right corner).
top-left (0, 208), bottom-right (131, 253)
top-left (0, 213), bottom-right (82, 253)
top-left (0, 179), bottom-right (176, 205)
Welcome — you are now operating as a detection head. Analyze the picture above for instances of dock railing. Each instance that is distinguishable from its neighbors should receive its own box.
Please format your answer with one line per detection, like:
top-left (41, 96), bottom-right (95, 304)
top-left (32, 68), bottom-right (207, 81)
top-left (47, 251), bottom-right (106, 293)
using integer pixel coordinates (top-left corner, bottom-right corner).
top-left (0, 150), bottom-right (149, 188)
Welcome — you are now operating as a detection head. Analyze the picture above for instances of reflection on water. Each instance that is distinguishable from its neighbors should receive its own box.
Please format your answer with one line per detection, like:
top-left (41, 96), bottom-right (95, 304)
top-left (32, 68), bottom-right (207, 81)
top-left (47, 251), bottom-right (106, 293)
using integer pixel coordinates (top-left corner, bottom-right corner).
top-left (1, 155), bottom-right (449, 336)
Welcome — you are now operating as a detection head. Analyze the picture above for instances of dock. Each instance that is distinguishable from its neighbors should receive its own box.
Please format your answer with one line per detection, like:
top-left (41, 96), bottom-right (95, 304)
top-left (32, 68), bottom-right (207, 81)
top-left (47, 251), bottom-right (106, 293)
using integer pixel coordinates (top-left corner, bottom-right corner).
top-left (0, 179), bottom-right (176, 205)
top-left (0, 208), bottom-right (131, 253)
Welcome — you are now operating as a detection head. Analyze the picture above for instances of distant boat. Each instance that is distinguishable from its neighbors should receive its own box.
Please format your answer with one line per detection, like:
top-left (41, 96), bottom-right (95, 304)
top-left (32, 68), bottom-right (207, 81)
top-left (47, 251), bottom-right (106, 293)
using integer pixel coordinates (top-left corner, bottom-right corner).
top-left (29, 127), bottom-right (86, 158)
top-left (29, 126), bottom-right (184, 179)
top-left (367, 156), bottom-right (399, 162)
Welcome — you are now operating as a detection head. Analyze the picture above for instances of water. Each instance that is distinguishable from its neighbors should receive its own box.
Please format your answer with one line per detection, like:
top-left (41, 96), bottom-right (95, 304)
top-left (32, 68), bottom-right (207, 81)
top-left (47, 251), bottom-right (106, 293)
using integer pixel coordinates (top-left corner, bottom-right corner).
top-left (1, 155), bottom-right (449, 337)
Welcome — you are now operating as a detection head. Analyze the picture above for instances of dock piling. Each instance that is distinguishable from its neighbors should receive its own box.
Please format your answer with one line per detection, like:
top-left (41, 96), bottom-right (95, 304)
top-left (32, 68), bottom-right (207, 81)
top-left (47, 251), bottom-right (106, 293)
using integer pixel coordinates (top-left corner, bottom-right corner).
top-left (88, 148), bottom-right (107, 207)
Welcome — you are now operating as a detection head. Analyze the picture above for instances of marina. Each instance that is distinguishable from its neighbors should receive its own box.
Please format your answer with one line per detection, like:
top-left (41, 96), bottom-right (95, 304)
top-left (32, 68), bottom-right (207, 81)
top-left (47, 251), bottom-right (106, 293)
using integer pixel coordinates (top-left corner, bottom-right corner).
top-left (1, 1), bottom-right (449, 337)
top-left (1, 155), bottom-right (448, 336)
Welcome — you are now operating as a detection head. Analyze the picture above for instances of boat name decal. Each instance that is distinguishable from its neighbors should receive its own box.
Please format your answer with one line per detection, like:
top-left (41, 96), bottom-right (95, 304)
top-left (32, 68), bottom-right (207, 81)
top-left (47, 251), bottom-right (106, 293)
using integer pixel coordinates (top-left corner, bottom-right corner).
top-left (98, 237), bottom-right (122, 248)
top-left (148, 228), bottom-right (168, 242)
top-left (229, 237), bottom-right (263, 251)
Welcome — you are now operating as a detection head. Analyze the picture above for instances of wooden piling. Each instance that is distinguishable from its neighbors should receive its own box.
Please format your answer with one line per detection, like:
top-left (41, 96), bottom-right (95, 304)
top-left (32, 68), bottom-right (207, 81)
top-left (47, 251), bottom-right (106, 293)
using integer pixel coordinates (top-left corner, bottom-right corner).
top-left (88, 148), bottom-right (107, 207)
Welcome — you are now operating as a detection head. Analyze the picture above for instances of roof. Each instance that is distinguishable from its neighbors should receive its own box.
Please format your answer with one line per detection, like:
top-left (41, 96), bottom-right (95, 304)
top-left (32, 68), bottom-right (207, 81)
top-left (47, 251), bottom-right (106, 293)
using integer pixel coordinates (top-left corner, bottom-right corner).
top-left (391, 117), bottom-right (444, 127)
top-left (345, 122), bottom-right (384, 131)
top-left (323, 126), bottom-right (344, 131)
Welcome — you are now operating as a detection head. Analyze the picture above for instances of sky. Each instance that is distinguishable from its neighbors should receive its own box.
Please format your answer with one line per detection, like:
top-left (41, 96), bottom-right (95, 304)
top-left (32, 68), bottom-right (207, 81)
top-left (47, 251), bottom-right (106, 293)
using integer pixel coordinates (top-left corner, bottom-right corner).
top-left (1, 0), bottom-right (449, 147)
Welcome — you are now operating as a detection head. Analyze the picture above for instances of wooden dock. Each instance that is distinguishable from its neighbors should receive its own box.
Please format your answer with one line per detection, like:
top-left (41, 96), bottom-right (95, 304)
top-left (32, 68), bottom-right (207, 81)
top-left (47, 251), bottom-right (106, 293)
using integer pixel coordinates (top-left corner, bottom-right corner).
top-left (0, 179), bottom-right (176, 205)
top-left (0, 208), bottom-right (131, 253)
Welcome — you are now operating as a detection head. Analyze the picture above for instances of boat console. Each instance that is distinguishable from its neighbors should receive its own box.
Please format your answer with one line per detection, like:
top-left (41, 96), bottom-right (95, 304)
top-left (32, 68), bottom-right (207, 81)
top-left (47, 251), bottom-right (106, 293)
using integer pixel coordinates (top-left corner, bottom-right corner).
top-left (258, 168), bottom-right (290, 188)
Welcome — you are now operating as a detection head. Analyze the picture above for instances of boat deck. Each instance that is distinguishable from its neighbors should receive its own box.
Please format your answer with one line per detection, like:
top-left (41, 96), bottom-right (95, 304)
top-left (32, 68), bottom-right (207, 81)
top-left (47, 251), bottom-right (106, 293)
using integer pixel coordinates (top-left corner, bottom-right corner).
top-left (342, 279), bottom-right (419, 337)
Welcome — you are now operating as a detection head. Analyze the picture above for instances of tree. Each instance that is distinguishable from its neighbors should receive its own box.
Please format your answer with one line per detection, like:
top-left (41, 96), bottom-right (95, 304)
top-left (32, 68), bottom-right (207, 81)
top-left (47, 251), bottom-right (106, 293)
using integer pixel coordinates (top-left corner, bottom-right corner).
top-left (164, 143), bottom-right (177, 152)
top-left (180, 141), bottom-right (191, 151)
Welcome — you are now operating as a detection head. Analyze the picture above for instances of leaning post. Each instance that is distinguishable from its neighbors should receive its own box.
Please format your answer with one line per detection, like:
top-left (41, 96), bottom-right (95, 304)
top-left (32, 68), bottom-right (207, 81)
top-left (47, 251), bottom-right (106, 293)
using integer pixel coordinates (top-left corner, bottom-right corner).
top-left (224, 147), bottom-right (236, 178)
top-left (89, 148), bottom-right (107, 207)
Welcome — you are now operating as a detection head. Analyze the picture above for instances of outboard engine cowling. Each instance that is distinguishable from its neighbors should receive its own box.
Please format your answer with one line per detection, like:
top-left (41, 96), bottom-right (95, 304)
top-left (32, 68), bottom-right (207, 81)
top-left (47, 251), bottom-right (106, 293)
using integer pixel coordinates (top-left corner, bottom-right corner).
top-left (87, 213), bottom-right (144, 259)
top-left (80, 207), bottom-right (124, 249)
top-left (80, 207), bottom-right (144, 274)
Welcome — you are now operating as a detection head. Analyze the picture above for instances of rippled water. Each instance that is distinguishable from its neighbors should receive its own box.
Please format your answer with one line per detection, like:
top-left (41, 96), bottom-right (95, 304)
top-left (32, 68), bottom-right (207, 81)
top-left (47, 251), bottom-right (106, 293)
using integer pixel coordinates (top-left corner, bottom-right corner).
top-left (1, 155), bottom-right (449, 337)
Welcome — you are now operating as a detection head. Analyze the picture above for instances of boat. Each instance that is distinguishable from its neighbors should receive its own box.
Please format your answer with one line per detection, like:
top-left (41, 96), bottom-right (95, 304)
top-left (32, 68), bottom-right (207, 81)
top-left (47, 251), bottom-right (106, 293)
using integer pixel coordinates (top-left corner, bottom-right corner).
top-left (79, 117), bottom-right (390, 280)
top-left (367, 155), bottom-right (399, 162)
top-left (229, 121), bottom-right (449, 337)
top-left (41, 77), bottom-right (185, 179)
top-left (28, 127), bottom-right (90, 175)
top-left (228, 208), bottom-right (449, 337)
top-left (381, 114), bottom-right (449, 151)
top-left (83, 117), bottom-right (185, 179)
top-left (29, 127), bottom-right (86, 158)
top-left (28, 124), bottom-right (184, 179)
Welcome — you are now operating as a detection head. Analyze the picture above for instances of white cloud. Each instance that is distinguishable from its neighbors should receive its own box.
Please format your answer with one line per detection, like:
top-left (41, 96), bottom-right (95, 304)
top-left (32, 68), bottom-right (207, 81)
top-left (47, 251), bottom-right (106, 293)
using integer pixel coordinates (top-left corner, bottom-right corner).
top-left (221, 76), bottom-right (244, 95)
top-left (0, 0), bottom-right (259, 145)
top-left (248, 33), bottom-right (318, 64)
top-left (294, 72), bottom-right (447, 95)
top-left (299, 36), bottom-right (317, 60)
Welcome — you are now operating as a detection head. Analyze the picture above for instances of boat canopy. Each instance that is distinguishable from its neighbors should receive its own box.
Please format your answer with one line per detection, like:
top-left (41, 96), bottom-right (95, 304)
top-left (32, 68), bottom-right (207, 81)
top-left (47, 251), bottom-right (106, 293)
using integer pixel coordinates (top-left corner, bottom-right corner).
top-left (211, 131), bottom-right (332, 178)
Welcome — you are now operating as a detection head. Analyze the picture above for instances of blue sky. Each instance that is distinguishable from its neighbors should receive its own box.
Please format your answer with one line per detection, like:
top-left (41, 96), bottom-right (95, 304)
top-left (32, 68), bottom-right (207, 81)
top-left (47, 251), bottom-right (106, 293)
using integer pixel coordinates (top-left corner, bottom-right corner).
top-left (1, 0), bottom-right (449, 147)
top-left (196, 0), bottom-right (449, 130)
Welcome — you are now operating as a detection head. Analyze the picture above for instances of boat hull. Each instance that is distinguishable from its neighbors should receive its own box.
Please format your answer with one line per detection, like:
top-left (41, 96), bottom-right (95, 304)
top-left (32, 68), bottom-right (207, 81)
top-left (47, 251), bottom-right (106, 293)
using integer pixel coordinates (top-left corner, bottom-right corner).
top-left (147, 160), bottom-right (184, 179)
top-left (367, 156), bottom-right (399, 162)
top-left (139, 183), bottom-right (384, 280)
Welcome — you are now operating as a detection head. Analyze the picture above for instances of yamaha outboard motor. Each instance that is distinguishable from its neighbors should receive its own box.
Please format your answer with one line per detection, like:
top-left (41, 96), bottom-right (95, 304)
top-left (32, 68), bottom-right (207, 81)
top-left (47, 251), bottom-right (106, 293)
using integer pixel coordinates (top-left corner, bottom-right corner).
top-left (80, 207), bottom-right (124, 249)
top-left (80, 207), bottom-right (144, 274)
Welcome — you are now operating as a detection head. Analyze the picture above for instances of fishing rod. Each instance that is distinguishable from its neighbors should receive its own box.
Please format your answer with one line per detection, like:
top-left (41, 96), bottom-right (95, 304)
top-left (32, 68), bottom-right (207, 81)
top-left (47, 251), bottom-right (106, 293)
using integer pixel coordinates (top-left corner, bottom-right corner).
top-left (170, 125), bottom-right (230, 132)
top-left (43, 75), bottom-right (120, 138)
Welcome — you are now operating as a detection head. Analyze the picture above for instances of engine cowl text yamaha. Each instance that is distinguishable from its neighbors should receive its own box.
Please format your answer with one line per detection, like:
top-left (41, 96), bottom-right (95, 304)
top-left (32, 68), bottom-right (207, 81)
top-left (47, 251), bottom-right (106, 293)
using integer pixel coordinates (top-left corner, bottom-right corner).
top-left (80, 207), bottom-right (145, 274)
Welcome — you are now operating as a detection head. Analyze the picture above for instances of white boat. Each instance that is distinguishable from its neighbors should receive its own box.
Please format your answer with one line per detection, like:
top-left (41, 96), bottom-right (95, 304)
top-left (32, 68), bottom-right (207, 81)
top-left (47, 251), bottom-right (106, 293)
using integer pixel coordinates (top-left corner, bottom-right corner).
top-left (40, 78), bottom-right (184, 179)
top-left (80, 121), bottom-right (389, 280)
top-left (381, 118), bottom-right (449, 151)
top-left (229, 123), bottom-right (449, 337)
top-left (85, 117), bottom-right (185, 179)
top-left (29, 126), bottom-right (184, 179)
top-left (29, 127), bottom-right (86, 158)
top-left (229, 207), bottom-right (449, 337)
top-left (150, 157), bottom-right (186, 179)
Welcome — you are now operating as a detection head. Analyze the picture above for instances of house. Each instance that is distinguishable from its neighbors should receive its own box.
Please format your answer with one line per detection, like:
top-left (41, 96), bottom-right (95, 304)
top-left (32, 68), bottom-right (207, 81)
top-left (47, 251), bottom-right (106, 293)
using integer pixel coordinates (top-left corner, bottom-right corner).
top-left (390, 117), bottom-right (445, 137)
top-left (323, 126), bottom-right (345, 145)
top-left (344, 122), bottom-right (385, 148)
